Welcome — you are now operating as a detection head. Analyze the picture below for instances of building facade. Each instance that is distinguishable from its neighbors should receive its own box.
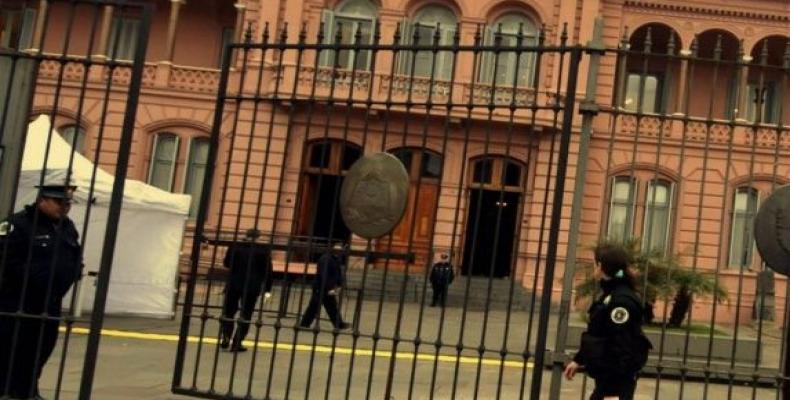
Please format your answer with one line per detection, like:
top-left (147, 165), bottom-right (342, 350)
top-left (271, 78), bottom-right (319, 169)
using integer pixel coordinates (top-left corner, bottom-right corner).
top-left (2, 0), bottom-right (788, 325)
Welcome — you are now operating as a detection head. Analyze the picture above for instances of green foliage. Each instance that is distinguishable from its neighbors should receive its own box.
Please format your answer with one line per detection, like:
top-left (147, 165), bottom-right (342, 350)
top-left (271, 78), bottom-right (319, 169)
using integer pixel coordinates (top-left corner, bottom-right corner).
top-left (574, 238), bottom-right (728, 324)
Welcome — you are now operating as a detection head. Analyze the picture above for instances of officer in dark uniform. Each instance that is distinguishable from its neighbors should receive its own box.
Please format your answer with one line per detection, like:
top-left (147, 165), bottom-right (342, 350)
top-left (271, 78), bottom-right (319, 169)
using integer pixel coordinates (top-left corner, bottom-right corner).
top-left (429, 252), bottom-right (454, 307)
top-left (0, 183), bottom-right (82, 400)
top-left (220, 229), bottom-right (274, 352)
top-left (299, 242), bottom-right (349, 330)
top-left (564, 243), bottom-right (652, 400)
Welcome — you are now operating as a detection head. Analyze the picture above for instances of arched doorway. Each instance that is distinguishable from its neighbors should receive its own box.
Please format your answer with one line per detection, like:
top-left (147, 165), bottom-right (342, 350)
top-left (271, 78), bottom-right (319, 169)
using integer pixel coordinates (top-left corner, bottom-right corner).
top-left (295, 139), bottom-right (362, 258)
top-left (462, 156), bottom-right (524, 277)
top-left (376, 147), bottom-right (442, 269)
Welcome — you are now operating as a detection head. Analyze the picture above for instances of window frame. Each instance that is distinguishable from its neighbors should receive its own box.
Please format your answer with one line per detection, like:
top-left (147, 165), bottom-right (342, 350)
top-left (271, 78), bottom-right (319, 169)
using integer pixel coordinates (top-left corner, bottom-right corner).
top-left (0, 8), bottom-right (36, 50)
top-left (745, 81), bottom-right (780, 124)
top-left (477, 14), bottom-right (538, 88)
top-left (183, 137), bottom-right (211, 218)
top-left (728, 186), bottom-right (759, 269)
top-left (606, 176), bottom-right (637, 243)
top-left (320, 0), bottom-right (378, 70)
top-left (397, 5), bottom-right (457, 80)
top-left (148, 133), bottom-right (180, 192)
top-left (642, 179), bottom-right (674, 254)
top-left (107, 16), bottom-right (141, 61)
top-left (622, 72), bottom-right (664, 114)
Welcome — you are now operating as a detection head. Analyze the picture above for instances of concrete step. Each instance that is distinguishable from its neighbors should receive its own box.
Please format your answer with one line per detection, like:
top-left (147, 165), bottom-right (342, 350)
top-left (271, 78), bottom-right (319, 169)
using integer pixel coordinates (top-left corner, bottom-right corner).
top-left (344, 269), bottom-right (535, 311)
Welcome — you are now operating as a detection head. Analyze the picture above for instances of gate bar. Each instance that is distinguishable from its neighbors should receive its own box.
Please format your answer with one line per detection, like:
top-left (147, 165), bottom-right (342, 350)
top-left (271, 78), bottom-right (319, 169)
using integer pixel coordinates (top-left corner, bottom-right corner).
top-left (547, 18), bottom-right (604, 399)
top-left (529, 47), bottom-right (582, 399)
top-left (77, 4), bottom-right (153, 399)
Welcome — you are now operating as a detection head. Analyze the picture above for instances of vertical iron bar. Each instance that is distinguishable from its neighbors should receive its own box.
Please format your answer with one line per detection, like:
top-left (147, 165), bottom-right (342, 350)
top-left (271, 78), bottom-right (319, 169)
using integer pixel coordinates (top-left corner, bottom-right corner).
top-left (529, 47), bottom-right (581, 399)
top-left (548, 18), bottom-right (604, 399)
top-left (77, 4), bottom-right (152, 399)
top-left (171, 17), bottom-right (236, 392)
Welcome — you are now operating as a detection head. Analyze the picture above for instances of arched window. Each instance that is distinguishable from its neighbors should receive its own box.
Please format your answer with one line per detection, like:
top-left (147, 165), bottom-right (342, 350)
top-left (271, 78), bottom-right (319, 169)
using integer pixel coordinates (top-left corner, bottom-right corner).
top-left (478, 13), bottom-right (538, 87)
top-left (729, 187), bottom-right (758, 268)
top-left (606, 176), bottom-right (636, 242)
top-left (148, 133), bottom-right (179, 191)
top-left (643, 179), bottom-right (673, 252)
top-left (184, 138), bottom-right (210, 217)
top-left (60, 125), bottom-right (87, 155)
top-left (320, 0), bottom-right (378, 70)
top-left (397, 5), bottom-right (457, 80)
top-left (604, 175), bottom-right (675, 253)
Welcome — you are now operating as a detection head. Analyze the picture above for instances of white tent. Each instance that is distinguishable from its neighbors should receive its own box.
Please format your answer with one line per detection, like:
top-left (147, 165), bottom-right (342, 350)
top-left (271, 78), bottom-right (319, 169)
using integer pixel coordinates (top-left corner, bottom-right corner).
top-left (15, 115), bottom-right (191, 318)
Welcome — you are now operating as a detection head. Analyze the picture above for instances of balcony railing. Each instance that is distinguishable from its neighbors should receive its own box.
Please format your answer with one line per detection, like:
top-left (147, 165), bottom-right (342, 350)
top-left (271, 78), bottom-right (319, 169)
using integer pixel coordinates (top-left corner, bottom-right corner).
top-left (37, 56), bottom-right (220, 95)
top-left (613, 115), bottom-right (790, 149)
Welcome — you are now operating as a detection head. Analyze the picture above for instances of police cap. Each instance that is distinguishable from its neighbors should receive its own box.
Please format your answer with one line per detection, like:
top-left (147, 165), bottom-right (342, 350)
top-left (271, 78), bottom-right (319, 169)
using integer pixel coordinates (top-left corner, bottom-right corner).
top-left (36, 183), bottom-right (77, 200)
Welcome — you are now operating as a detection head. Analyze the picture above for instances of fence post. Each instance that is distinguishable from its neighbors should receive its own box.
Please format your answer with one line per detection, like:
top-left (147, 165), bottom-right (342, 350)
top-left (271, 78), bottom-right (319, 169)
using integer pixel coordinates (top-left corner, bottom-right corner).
top-left (529, 46), bottom-right (582, 399)
top-left (547, 18), bottom-right (604, 399)
top-left (77, 5), bottom-right (153, 398)
top-left (0, 55), bottom-right (37, 218)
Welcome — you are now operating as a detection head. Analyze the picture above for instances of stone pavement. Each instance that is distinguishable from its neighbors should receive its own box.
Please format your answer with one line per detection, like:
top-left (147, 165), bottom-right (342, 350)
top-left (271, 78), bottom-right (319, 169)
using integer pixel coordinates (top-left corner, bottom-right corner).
top-left (36, 294), bottom-right (784, 399)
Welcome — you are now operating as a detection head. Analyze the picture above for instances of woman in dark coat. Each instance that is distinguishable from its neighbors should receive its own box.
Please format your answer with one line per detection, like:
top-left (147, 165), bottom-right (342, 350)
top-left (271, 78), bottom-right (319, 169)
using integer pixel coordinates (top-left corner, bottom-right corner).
top-left (564, 243), bottom-right (652, 400)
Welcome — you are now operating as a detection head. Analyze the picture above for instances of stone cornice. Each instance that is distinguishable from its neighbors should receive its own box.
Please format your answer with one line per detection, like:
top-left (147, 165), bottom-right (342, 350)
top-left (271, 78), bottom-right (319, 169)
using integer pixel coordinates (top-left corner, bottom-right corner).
top-left (623, 0), bottom-right (790, 23)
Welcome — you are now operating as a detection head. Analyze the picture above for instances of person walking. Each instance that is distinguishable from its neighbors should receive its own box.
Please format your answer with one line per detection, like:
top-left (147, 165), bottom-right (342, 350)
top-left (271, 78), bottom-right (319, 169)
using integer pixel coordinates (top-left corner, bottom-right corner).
top-left (429, 252), bottom-right (454, 307)
top-left (0, 183), bottom-right (82, 400)
top-left (299, 242), bottom-right (349, 330)
top-left (220, 229), bottom-right (274, 352)
top-left (563, 243), bottom-right (652, 400)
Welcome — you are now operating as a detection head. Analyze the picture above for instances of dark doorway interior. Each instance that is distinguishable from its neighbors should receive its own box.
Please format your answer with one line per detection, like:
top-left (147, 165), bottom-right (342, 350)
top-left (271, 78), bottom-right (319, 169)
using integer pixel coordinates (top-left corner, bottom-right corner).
top-left (298, 174), bottom-right (351, 261)
top-left (462, 189), bottom-right (520, 277)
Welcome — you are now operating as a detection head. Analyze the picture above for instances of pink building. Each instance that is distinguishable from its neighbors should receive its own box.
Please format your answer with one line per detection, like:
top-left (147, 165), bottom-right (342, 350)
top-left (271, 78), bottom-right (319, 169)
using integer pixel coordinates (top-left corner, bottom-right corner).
top-left (3, 0), bottom-right (788, 325)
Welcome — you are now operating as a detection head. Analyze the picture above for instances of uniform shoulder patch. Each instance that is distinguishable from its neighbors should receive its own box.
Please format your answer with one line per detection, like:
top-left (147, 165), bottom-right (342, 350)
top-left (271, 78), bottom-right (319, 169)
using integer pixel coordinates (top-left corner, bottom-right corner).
top-left (610, 306), bottom-right (630, 324)
top-left (0, 221), bottom-right (13, 236)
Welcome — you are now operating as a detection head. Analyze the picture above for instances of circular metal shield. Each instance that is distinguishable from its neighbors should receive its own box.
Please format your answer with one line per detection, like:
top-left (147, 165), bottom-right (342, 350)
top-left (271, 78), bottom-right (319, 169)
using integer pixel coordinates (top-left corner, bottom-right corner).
top-left (340, 152), bottom-right (409, 239)
top-left (754, 184), bottom-right (790, 276)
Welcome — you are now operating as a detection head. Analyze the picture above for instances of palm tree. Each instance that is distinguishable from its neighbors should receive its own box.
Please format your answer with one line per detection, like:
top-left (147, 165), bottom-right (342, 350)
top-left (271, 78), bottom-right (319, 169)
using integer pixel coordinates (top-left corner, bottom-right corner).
top-left (574, 238), bottom-right (727, 326)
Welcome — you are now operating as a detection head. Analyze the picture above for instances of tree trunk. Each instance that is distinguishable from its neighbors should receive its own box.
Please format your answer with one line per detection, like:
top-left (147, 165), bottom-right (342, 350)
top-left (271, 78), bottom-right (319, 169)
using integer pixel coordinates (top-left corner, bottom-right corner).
top-left (669, 285), bottom-right (692, 327)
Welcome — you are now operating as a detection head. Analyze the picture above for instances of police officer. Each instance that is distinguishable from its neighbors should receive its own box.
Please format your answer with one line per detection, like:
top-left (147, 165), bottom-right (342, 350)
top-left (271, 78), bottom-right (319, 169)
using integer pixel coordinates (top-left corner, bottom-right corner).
top-left (220, 229), bottom-right (274, 352)
top-left (429, 252), bottom-right (454, 307)
top-left (0, 183), bottom-right (82, 400)
top-left (299, 242), bottom-right (349, 330)
top-left (564, 243), bottom-right (652, 400)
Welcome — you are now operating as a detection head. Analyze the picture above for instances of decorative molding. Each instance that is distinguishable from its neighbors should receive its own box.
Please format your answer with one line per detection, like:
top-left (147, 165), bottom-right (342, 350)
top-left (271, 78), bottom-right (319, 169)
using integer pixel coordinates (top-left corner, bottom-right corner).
top-left (623, 1), bottom-right (790, 23)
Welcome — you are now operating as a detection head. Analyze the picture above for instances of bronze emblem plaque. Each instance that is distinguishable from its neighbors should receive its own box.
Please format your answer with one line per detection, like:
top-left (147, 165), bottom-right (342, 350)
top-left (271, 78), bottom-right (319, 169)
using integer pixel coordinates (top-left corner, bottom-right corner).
top-left (340, 152), bottom-right (410, 239)
top-left (754, 184), bottom-right (790, 276)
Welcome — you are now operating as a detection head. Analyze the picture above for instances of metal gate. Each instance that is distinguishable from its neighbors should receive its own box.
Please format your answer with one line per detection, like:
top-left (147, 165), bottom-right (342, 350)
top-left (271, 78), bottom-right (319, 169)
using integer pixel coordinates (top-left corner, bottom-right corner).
top-left (174, 18), bottom-right (790, 400)
top-left (0, 0), bottom-right (150, 398)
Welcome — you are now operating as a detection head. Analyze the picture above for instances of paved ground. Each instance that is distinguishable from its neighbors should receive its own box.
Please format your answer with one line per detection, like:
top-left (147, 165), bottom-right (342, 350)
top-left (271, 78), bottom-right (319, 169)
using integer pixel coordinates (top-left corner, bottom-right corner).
top-left (35, 289), bottom-right (785, 399)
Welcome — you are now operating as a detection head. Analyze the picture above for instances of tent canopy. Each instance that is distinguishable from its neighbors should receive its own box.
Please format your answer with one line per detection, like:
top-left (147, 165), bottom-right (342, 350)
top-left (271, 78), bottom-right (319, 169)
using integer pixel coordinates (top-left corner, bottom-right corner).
top-left (16, 115), bottom-right (191, 318)
top-left (20, 115), bottom-right (191, 214)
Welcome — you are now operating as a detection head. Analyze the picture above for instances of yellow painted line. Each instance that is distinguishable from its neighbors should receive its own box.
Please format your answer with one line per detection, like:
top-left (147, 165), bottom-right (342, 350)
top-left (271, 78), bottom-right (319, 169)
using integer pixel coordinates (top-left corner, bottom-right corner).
top-left (61, 327), bottom-right (532, 369)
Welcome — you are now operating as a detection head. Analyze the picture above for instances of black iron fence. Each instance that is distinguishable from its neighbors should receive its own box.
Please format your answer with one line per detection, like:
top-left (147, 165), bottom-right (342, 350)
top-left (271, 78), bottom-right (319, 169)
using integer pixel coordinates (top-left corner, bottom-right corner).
top-left (0, 0), bottom-right (150, 398)
top-left (174, 18), bottom-right (789, 400)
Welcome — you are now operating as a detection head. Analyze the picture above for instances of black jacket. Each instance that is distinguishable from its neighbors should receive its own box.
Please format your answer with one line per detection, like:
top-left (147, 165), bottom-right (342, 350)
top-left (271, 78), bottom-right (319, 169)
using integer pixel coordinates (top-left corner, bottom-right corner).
top-left (312, 252), bottom-right (344, 293)
top-left (574, 278), bottom-right (651, 379)
top-left (223, 242), bottom-right (274, 293)
top-left (430, 262), bottom-right (455, 286)
top-left (0, 205), bottom-right (82, 315)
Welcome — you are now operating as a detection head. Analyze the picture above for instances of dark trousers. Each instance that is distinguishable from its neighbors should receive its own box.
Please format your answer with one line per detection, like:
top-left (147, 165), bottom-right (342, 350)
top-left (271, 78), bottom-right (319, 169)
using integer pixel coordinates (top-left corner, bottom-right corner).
top-left (0, 315), bottom-right (59, 398)
top-left (299, 291), bottom-right (343, 328)
top-left (431, 282), bottom-right (448, 306)
top-left (590, 376), bottom-right (637, 400)
top-left (221, 284), bottom-right (262, 345)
